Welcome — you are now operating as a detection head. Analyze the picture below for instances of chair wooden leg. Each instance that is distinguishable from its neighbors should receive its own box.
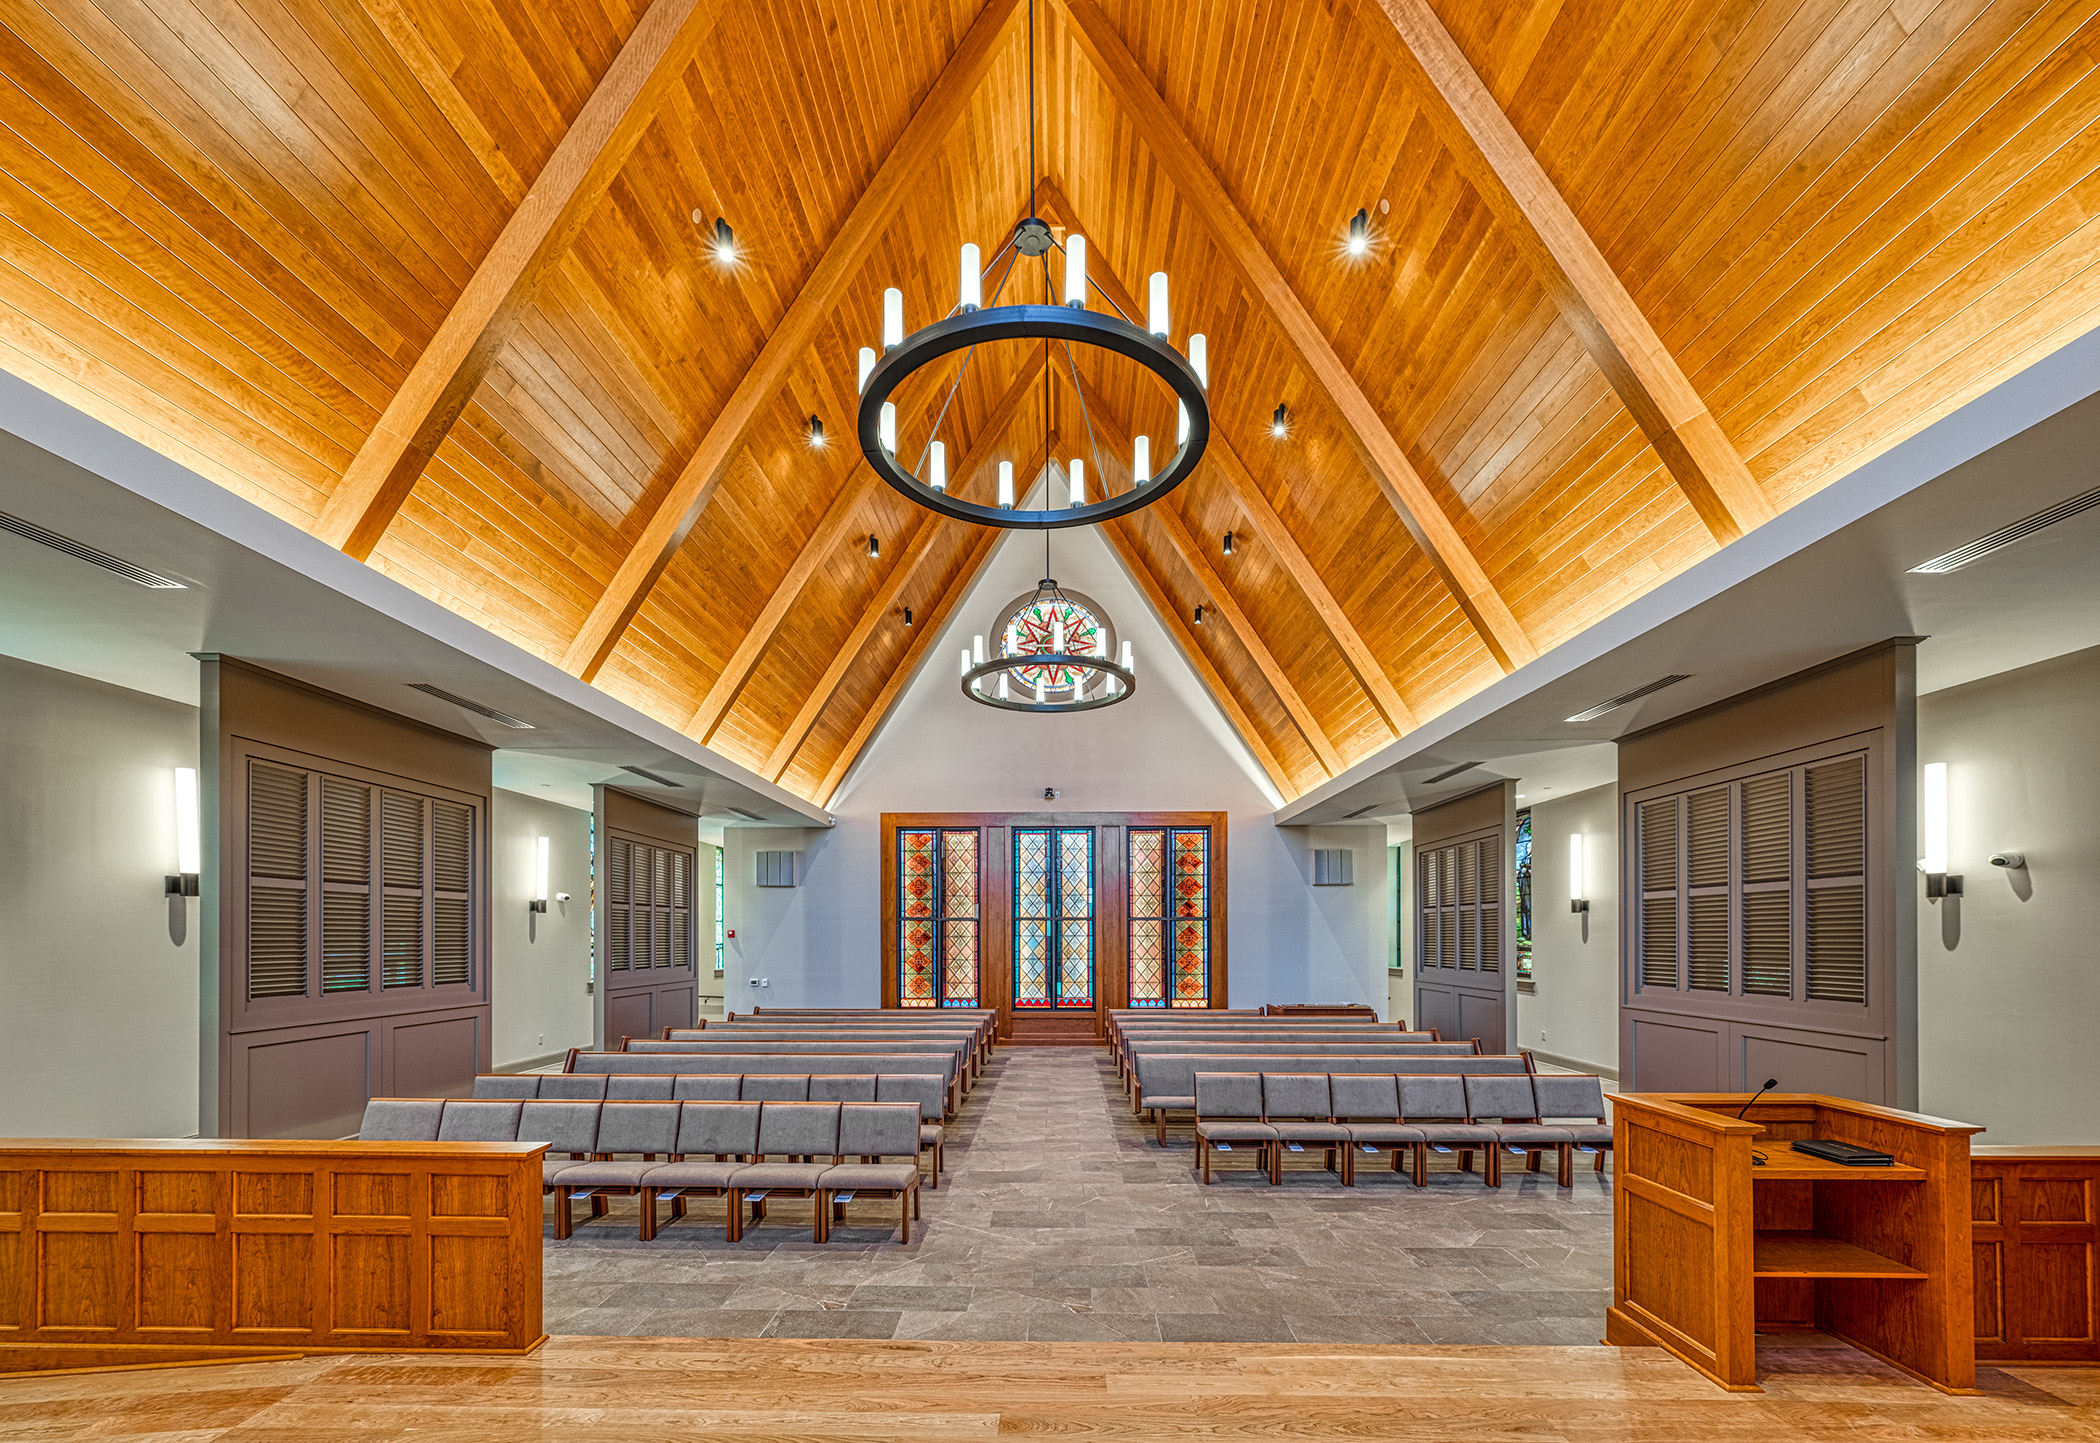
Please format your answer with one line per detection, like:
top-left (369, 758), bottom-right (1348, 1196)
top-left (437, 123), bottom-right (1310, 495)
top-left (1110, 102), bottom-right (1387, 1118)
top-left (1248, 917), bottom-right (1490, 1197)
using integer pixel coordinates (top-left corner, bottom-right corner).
top-left (813, 1190), bottom-right (829, 1244)
top-left (1341, 1146), bottom-right (1354, 1187)
top-left (1459, 1150), bottom-right (1473, 1174)
top-left (1528, 1150), bottom-right (1542, 1172)
top-left (726, 1190), bottom-right (743, 1243)
top-left (1557, 1143), bottom-right (1574, 1188)
top-left (1412, 1144), bottom-right (1428, 1187)
top-left (1200, 1139), bottom-right (1211, 1185)
top-left (1596, 1147), bottom-right (1608, 1173)
top-left (900, 1190), bottom-right (912, 1245)
top-left (1268, 1142), bottom-right (1282, 1186)
top-left (912, 1186), bottom-right (920, 1220)
top-left (638, 1187), bottom-right (657, 1240)
top-left (1155, 1110), bottom-right (1166, 1147)
top-left (553, 1187), bottom-right (573, 1240)
top-left (1486, 1148), bottom-right (1501, 1188)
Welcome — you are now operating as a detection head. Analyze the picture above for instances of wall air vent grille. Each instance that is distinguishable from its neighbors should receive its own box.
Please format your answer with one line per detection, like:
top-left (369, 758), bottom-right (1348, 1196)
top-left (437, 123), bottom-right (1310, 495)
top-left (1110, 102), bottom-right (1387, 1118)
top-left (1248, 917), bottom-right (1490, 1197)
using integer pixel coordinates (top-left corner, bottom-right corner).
top-left (1908, 483), bottom-right (2100, 573)
top-left (406, 682), bottom-right (534, 729)
top-left (0, 509), bottom-right (186, 587)
top-left (727, 806), bottom-right (764, 821)
top-left (620, 765), bottom-right (681, 787)
top-left (1423, 761), bottom-right (1482, 784)
top-left (1565, 675), bottom-right (1693, 723)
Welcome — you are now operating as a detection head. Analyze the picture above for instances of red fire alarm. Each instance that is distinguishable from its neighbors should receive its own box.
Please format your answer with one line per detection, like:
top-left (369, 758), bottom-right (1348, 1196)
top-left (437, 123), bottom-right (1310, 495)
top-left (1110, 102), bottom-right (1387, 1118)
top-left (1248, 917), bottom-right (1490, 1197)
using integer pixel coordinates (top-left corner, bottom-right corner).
top-left (726, 929), bottom-right (736, 938)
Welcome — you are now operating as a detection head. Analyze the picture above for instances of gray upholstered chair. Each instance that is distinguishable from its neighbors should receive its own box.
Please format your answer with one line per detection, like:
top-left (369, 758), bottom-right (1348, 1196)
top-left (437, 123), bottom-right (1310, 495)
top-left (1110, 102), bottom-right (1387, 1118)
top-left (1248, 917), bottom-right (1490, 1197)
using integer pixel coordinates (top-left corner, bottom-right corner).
top-left (436, 1099), bottom-right (523, 1142)
top-left (1193, 1072), bottom-right (1274, 1185)
top-left (1508, 1075), bottom-right (1614, 1186)
top-left (740, 1074), bottom-right (811, 1102)
top-left (605, 1075), bottom-right (675, 1101)
top-left (810, 1074), bottom-right (877, 1103)
top-left (471, 1074), bottom-right (540, 1099)
top-left (1329, 1074), bottom-right (1420, 1185)
top-left (1462, 1074), bottom-right (1544, 1188)
top-left (820, 1102), bottom-right (922, 1243)
top-left (538, 1074), bottom-right (609, 1101)
top-left (877, 1073), bottom-right (948, 1187)
top-left (1259, 1073), bottom-right (1348, 1185)
top-left (1396, 1075), bottom-right (1499, 1186)
top-left (672, 1074), bottom-right (742, 1101)
top-left (730, 1102), bottom-right (842, 1242)
top-left (547, 1101), bottom-right (682, 1239)
top-left (357, 1098), bottom-right (443, 1141)
top-left (636, 1101), bottom-right (761, 1238)
top-left (518, 1100), bottom-right (601, 1188)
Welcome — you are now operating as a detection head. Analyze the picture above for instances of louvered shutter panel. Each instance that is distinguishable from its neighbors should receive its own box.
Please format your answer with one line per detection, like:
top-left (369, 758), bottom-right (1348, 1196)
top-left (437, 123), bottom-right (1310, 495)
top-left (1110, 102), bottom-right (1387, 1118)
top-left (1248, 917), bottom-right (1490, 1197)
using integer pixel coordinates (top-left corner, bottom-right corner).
top-left (380, 792), bottom-right (424, 988)
top-left (1439, 910), bottom-right (1457, 973)
top-left (1741, 772), bottom-right (1791, 883)
top-left (1637, 799), bottom-right (1679, 991)
top-left (321, 890), bottom-right (369, 993)
top-left (1686, 788), bottom-right (1728, 886)
top-left (318, 777), bottom-right (371, 993)
top-left (607, 840), bottom-right (630, 972)
top-left (320, 778), bottom-right (368, 884)
top-left (1741, 890), bottom-right (1792, 996)
top-left (247, 762), bottom-right (309, 999)
top-left (431, 799), bottom-right (471, 986)
top-left (1439, 846), bottom-right (1457, 907)
top-left (1477, 838), bottom-right (1499, 972)
top-left (670, 851), bottom-right (689, 970)
top-left (382, 894), bottom-right (423, 988)
top-left (1806, 756), bottom-right (1867, 1003)
top-left (1416, 851), bottom-right (1439, 968)
top-left (381, 793), bottom-right (423, 889)
top-left (1479, 898), bottom-right (1500, 974)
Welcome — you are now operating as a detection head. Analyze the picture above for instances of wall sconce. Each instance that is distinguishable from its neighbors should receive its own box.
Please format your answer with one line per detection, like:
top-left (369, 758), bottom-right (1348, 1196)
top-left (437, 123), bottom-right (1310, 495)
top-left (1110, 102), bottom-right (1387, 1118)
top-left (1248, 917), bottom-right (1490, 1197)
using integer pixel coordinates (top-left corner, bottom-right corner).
top-left (165, 766), bottom-right (200, 897)
top-left (1568, 832), bottom-right (1588, 913)
top-left (1919, 761), bottom-right (1961, 899)
top-left (530, 835), bottom-right (550, 913)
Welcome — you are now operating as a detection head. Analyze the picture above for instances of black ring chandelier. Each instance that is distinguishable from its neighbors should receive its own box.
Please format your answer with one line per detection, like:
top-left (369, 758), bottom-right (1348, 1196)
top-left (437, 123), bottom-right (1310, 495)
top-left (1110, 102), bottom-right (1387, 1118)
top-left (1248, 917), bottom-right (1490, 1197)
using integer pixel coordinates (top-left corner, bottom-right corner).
top-left (854, 219), bottom-right (1211, 529)
top-left (959, 574), bottom-right (1136, 713)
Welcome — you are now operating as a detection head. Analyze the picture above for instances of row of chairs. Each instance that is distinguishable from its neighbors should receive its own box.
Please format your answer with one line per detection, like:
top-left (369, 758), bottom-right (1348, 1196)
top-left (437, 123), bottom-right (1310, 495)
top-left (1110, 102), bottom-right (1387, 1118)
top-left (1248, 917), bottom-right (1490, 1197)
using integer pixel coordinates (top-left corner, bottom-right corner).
top-left (468, 1072), bottom-right (948, 1182)
top-left (359, 1096), bottom-right (921, 1243)
top-left (1192, 1071), bottom-right (1613, 1187)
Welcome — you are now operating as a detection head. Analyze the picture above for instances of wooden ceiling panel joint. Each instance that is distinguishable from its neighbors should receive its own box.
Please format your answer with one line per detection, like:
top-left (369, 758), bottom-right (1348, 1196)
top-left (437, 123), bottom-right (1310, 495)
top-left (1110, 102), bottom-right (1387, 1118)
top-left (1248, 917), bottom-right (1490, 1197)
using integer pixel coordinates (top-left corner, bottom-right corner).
top-left (313, 0), bottom-right (730, 560)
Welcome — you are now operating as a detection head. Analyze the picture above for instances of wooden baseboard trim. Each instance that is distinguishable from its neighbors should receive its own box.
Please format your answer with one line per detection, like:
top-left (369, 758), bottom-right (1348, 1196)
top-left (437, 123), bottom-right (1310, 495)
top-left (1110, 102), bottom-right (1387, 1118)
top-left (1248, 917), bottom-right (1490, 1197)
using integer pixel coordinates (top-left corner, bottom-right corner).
top-left (0, 1345), bottom-right (305, 1378)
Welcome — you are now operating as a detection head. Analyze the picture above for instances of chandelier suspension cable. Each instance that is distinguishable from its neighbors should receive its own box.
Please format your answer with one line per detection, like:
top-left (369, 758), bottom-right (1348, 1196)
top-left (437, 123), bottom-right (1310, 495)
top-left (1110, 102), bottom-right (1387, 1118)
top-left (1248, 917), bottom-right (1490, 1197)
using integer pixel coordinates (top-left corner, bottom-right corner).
top-left (911, 238), bottom-right (1024, 480)
top-left (1063, 339), bottom-right (1109, 503)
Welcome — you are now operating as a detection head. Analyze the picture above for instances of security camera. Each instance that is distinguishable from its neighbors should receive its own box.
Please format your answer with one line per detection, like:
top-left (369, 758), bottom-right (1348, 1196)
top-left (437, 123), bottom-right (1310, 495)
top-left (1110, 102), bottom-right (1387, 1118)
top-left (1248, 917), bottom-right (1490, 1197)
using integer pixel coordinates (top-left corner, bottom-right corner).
top-left (1988, 850), bottom-right (2026, 870)
top-left (1043, 787), bottom-right (1061, 801)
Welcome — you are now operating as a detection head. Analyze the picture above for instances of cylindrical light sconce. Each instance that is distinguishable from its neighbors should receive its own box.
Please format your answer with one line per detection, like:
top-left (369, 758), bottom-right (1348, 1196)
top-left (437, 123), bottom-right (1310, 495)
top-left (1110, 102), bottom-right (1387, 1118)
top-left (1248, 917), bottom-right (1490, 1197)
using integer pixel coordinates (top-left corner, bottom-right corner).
top-left (1569, 833), bottom-right (1588, 913)
top-left (530, 835), bottom-right (550, 913)
top-left (166, 766), bottom-right (201, 897)
top-left (1920, 761), bottom-right (1961, 898)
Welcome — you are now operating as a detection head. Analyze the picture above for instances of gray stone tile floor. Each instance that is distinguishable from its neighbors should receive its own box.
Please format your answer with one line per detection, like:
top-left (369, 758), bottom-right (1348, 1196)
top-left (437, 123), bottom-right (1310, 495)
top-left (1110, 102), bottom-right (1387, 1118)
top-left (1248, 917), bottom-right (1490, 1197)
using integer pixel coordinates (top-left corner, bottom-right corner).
top-left (542, 1046), bottom-right (1615, 1343)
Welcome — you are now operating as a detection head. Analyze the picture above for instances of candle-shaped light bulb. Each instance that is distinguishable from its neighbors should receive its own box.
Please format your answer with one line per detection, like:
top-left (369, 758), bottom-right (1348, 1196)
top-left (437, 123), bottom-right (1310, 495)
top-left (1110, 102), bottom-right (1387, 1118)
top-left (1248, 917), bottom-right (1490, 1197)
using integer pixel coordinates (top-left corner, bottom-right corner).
top-left (1189, 333), bottom-right (1208, 388)
top-left (1068, 459), bottom-right (1084, 507)
top-left (960, 648), bottom-right (971, 678)
top-left (1177, 401), bottom-right (1190, 445)
top-left (1035, 677), bottom-right (1046, 705)
top-left (1064, 235), bottom-right (1087, 307)
top-left (879, 401), bottom-right (897, 454)
top-left (1148, 271), bottom-right (1170, 337)
top-left (1133, 435), bottom-right (1151, 483)
top-left (998, 673), bottom-right (1010, 700)
top-left (929, 440), bottom-right (946, 491)
top-left (1119, 640), bottom-right (1134, 674)
top-left (973, 634), bottom-right (986, 665)
top-left (1053, 615), bottom-right (1065, 653)
top-left (1005, 621), bottom-right (1017, 656)
top-left (959, 243), bottom-right (981, 312)
top-left (998, 461), bottom-right (1014, 509)
top-left (857, 346), bottom-right (875, 394)
top-left (882, 287), bottom-right (904, 350)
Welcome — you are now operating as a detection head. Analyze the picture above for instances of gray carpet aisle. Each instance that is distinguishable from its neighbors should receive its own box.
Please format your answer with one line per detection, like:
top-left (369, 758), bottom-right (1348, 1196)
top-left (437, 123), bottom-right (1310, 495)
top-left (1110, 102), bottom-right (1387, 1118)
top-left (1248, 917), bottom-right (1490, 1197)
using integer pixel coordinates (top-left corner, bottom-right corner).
top-left (542, 1046), bottom-right (1615, 1343)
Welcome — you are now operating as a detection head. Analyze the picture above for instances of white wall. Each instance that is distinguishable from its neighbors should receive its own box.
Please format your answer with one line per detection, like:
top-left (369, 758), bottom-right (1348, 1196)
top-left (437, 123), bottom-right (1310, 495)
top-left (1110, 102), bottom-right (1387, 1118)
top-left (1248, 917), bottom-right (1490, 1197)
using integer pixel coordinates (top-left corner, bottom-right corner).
top-left (1917, 644), bottom-right (2100, 1144)
top-left (488, 788), bottom-right (594, 1068)
top-left (722, 521), bottom-right (1387, 1012)
top-left (0, 655), bottom-right (199, 1136)
top-left (1518, 783), bottom-right (1620, 1072)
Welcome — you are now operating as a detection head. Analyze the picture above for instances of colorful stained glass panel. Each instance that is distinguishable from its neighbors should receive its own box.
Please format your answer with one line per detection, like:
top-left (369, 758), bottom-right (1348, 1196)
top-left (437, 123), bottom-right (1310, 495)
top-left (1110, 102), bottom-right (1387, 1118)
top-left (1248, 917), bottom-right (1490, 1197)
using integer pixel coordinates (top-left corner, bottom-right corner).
top-left (1001, 598), bottom-right (1103, 692)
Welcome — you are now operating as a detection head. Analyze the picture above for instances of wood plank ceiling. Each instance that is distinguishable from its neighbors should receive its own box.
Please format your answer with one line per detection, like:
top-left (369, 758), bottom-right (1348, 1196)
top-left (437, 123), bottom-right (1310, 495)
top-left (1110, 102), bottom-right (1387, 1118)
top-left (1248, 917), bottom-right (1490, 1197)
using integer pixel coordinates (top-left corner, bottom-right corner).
top-left (3, 0), bottom-right (2097, 805)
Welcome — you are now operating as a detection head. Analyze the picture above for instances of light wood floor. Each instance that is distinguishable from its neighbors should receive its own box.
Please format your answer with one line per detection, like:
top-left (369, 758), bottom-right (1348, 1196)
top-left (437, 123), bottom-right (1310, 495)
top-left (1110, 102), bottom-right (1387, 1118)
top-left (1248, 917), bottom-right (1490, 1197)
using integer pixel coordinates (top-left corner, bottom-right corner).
top-left (3, 1335), bottom-right (2096, 1440)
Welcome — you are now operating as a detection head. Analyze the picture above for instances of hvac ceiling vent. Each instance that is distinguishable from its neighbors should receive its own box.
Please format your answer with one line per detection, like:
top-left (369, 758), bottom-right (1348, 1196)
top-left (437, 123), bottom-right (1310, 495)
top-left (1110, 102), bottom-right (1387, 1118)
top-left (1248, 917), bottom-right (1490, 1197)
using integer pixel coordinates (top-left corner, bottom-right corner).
top-left (406, 682), bottom-right (534, 729)
top-left (0, 508), bottom-right (186, 588)
top-left (1423, 761), bottom-right (1482, 784)
top-left (1909, 483), bottom-right (2100, 573)
top-left (727, 806), bottom-right (764, 821)
top-left (1565, 674), bottom-right (1693, 723)
top-left (620, 764), bottom-right (681, 787)
top-left (1342, 801), bottom-right (1386, 819)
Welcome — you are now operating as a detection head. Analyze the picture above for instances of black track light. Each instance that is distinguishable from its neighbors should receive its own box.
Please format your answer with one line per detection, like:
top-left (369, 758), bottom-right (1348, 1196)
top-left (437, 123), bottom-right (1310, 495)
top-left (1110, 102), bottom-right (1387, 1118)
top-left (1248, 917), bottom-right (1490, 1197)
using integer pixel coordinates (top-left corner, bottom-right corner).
top-left (1271, 403), bottom-right (1291, 439)
top-left (1222, 530), bottom-right (1235, 556)
top-left (806, 414), bottom-right (825, 448)
top-left (711, 215), bottom-right (736, 264)
top-left (867, 533), bottom-right (880, 559)
top-left (1193, 604), bottom-right (1205, 625)
top-left (903, 607), bottom-right (913, 627)
top-left (1347, 207), bottom-right (1370, 257)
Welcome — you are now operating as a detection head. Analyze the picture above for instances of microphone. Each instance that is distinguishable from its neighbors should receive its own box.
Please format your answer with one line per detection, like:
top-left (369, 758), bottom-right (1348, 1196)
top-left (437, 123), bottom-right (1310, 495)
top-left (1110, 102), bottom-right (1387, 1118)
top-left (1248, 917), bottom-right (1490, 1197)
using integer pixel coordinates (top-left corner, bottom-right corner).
top-left (1738, 1077), bottom-right (1779, 1119)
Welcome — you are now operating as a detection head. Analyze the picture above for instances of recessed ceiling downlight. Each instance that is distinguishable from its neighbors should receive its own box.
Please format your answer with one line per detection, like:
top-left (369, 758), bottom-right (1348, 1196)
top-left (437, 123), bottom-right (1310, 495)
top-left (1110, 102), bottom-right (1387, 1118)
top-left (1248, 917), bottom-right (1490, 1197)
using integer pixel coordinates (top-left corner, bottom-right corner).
top-left (0, 508), bottom-right (185, 588)
top-left (1565, 674), bottom-right (1693, 723)
top-left (406, 682), bottom-right (534, 729)
top-left (1909, 483), bottom-right (2100, 573)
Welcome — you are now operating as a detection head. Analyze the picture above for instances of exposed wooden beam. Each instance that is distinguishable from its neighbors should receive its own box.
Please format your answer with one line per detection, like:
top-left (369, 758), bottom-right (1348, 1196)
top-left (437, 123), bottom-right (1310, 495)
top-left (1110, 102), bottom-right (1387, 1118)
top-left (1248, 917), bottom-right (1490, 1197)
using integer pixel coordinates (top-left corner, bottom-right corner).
top-left (1057, 0), bottom-right (1535, 673)
top-left (1370, 0), bottom-right (1775, 546)
top-left (313, 0), bottom-right (726, 559)
top-left (1058, 369), bottom-right (1342, 777)
top-left (561, 0), bottom-right (1026, 681)
top-left (1100, 517), bottom-right (1296, 800)
top-left (1037, 181), bottom-right (1416, 740)
top-left (761, 361), bottom-right (1042, 781)
top-left (816, 436), bottom-right (1057, 808)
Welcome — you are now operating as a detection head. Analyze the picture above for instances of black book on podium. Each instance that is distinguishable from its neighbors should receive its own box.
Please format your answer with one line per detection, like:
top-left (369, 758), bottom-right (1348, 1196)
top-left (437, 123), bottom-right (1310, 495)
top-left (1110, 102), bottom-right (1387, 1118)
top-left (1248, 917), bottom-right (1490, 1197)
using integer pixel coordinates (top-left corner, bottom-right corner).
top-left (1790, 1137), bottom-right (1896, 1167)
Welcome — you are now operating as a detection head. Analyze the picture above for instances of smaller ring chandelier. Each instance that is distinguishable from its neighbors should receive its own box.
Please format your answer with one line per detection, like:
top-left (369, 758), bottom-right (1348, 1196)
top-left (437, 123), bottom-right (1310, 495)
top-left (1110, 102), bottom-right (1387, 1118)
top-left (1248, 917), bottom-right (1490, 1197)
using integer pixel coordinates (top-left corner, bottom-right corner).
top-left (961, 575), bottom-right (1136, 713)
top-left (856, 221), bottom-right (1210, 530)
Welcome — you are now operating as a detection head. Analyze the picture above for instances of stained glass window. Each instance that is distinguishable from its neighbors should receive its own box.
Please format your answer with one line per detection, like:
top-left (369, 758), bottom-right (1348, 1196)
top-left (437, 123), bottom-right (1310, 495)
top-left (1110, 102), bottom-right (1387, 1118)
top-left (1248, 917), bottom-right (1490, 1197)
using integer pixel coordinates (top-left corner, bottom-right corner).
top-left (1128, 826), bottom-right (1210, 1007)
top-left (1515, 812), bottom-right (1533, 988)
top-left (713, 845), bottom-right (725, 973)
top-left (999, 596), bottom-right (1103, 694)
top-left (1014, 826), bottom-right (1094, 1008)
top-left (896, 827), bottom-right (980, 1007)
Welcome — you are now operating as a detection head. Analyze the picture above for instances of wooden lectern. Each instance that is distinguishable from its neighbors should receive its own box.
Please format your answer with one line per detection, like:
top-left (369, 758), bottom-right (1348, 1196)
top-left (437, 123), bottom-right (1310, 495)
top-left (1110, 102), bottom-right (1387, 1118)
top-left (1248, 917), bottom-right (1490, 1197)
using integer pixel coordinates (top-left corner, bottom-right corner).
top-left (1606, 1092), bottom-right (1981, 1393)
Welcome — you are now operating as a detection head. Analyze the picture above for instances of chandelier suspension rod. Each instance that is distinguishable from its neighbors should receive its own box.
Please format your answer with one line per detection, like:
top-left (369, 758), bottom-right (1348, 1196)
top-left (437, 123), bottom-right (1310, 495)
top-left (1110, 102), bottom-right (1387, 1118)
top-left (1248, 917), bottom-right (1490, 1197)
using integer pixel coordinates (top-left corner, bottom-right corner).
top-left (1063, 339), bottom-right (1109, 504)
top-left (910, 236), bottom-right (1024, 480)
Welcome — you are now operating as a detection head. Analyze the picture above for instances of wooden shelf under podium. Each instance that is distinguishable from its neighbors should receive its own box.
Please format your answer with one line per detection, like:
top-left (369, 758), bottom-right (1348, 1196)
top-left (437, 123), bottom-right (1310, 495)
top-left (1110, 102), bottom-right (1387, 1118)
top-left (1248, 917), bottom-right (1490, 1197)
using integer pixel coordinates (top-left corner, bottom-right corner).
top-left (1606, 1092), bottom-right (1981, 1395)
top-left (1753, 1231), bottom-right (1928, 1279)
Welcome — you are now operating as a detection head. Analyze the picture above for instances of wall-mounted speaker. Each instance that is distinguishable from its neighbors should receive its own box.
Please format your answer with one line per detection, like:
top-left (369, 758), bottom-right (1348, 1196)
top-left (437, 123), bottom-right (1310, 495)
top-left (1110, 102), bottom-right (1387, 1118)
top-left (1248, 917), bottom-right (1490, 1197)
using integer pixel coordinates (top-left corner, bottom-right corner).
top-left (1313, 848), bottom-right (1355, 886)
top-left (755, 850), bottom-right (797, 887)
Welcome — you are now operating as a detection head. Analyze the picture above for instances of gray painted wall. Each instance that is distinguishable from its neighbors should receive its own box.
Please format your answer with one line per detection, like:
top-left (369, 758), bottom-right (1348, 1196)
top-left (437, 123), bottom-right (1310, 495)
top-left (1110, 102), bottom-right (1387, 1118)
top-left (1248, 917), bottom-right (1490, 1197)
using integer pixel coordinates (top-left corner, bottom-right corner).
top-left (488, 788), bottom-right (594, 1068)
top-left (0, 655), bottom-right (199, 1137)
top-left (1518, 783), bottom-right (1620, 1072)
top-left (721, 520), bottom-right (1388, 1013)
top-left (1916, 644), bottom-right (2100, 1144)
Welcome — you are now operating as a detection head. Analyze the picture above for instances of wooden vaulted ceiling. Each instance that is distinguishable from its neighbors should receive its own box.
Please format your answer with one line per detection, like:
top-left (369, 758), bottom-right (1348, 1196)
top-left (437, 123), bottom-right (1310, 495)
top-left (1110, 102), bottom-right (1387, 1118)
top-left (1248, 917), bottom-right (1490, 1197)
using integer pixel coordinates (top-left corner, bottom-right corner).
top-left (4, 0), bottom-right (2098, 805)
